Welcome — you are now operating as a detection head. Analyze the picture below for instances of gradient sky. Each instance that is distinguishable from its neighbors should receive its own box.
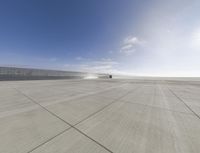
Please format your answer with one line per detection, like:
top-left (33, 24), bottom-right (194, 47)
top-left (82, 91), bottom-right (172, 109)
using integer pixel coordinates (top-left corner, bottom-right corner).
top-left (0, 0), bottom-right (200, 76)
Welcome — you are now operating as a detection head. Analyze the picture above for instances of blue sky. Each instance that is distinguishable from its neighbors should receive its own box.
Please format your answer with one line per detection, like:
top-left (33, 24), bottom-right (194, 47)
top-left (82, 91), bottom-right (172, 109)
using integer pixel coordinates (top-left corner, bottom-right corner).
top-left (0, 0), bottom-right (200, 76)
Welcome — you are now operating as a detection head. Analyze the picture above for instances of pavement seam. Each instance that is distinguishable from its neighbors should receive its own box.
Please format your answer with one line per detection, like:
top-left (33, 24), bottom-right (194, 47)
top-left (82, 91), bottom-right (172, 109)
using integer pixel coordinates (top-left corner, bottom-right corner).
top-left (73, 85), bottom-right (141, 126)
top-left (15, 84), bottom-right (141, 153)
top-left (27, 127), bottom-right (72, 153)
top-left (115, 84), bottom-right (196, 115)
top-left (14, 82), bottom-right (131, 127)
top-left (117, 84), bottom-right (186, 115)
top-left (73, 126), bottom-right (114, 153)
top-left (15, 88), bottom-right (113, 153)
top-left (14, 88), bottom-right (73, 126)
top-left (2, 83), bottom-right (128, 119)
top-left (123, 101), bottom-right (195, 116)
top-left (39, 83), bottom-right (130, 107)
top-left (11, 83), bottom-right (127, 118)
top-left (166, 85), bottom-right (200, 120)
top-left (72, 85), bottom-right (142, 152)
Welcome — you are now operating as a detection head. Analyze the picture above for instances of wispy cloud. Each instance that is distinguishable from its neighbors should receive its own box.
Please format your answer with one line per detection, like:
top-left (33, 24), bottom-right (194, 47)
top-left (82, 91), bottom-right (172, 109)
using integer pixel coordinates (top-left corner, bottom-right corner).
top-left (82, 59), bottom-right (118, 72)
top-left (120, 36), bottom-right (143, 55)
top-left (64, 58), bottom-right (119, 73)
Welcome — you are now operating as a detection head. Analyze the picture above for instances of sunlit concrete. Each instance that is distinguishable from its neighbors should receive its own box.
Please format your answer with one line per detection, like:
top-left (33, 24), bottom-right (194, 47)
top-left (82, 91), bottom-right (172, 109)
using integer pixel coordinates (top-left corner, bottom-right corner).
top-left (0, 78), bottom-right (200, 153)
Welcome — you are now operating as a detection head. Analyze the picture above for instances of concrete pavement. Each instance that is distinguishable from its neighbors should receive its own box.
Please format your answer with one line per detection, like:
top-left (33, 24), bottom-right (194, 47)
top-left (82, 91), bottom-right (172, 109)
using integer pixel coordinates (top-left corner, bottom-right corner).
top-left (0, 79), bottom-right (200, 153)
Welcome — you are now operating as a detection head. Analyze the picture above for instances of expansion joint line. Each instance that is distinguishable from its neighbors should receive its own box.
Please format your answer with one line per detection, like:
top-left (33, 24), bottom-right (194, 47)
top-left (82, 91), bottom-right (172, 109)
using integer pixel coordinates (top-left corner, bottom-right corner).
top-left (14, 88), bottom-right (113, 153)
top-left (73, 85), bottom-right (142, 126)
top-left (14, 88), bottom-right (72, 126)
top-left (166, 84), bottom-right (200, 120)
top-left (15, 84), bottom-right (141, 153)
top-left (27, 128), bottom-right (71, 153)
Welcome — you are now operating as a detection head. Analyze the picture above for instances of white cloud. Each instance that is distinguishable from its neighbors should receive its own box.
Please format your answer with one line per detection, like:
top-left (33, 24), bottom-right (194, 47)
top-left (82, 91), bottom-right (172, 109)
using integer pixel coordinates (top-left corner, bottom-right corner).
top-left (92, 58), bottom-right (118, 65)
top-left (121, 44), bottom-right (133, 51)
top-left (81, 65), bottom-right (112, 72)
top-left (124, 36), bottom-right (140, 44)
top-left (64, 58), bottom-right (119, 73)
top-left (80, 58), bottom-right (118, 73)
top-left (120, 36), bottom-right (143, 55)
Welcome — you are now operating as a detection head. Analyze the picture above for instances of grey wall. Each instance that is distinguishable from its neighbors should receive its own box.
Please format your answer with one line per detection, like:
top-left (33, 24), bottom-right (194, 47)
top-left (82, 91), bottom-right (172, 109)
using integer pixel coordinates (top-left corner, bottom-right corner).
top-left (0, 67), bottom-right (110, 81)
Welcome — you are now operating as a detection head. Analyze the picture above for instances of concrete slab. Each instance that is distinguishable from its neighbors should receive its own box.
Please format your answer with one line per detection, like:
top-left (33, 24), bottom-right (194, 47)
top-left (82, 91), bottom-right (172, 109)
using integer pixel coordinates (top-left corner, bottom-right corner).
top-left (15, 80), bottom-right (127, 106)
top-left (0, 86), bottom-right (69, 153)
top-left (77, 101), bottom-right (200, 153)
top-left (97, 84), bottom-right (140, 100)
top-left (46, 95), bottom-right (115, 125)
top-left (1, 79), bottom-right (200, 153)
top-left (168, 85), bottom-right (200, 116)
top-left (31, 129), bottom-right (110, 153)
top-left (0, 107), bottom-right (69, 153)
top-left (120, 85), bottom-right (191, 114)
top-left (0, 88), bottom-right (38, 117)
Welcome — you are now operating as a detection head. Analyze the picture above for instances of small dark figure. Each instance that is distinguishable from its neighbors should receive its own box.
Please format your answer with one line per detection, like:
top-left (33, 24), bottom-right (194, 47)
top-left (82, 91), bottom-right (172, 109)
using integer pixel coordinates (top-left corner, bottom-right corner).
top-left (109, 75), bottom-right (112, 79)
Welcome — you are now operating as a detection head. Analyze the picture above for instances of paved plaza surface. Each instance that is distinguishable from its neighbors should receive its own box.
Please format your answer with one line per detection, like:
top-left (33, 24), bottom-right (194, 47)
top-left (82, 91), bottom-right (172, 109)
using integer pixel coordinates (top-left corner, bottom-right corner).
top-left (0, 78), bottom-right (200, 153)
